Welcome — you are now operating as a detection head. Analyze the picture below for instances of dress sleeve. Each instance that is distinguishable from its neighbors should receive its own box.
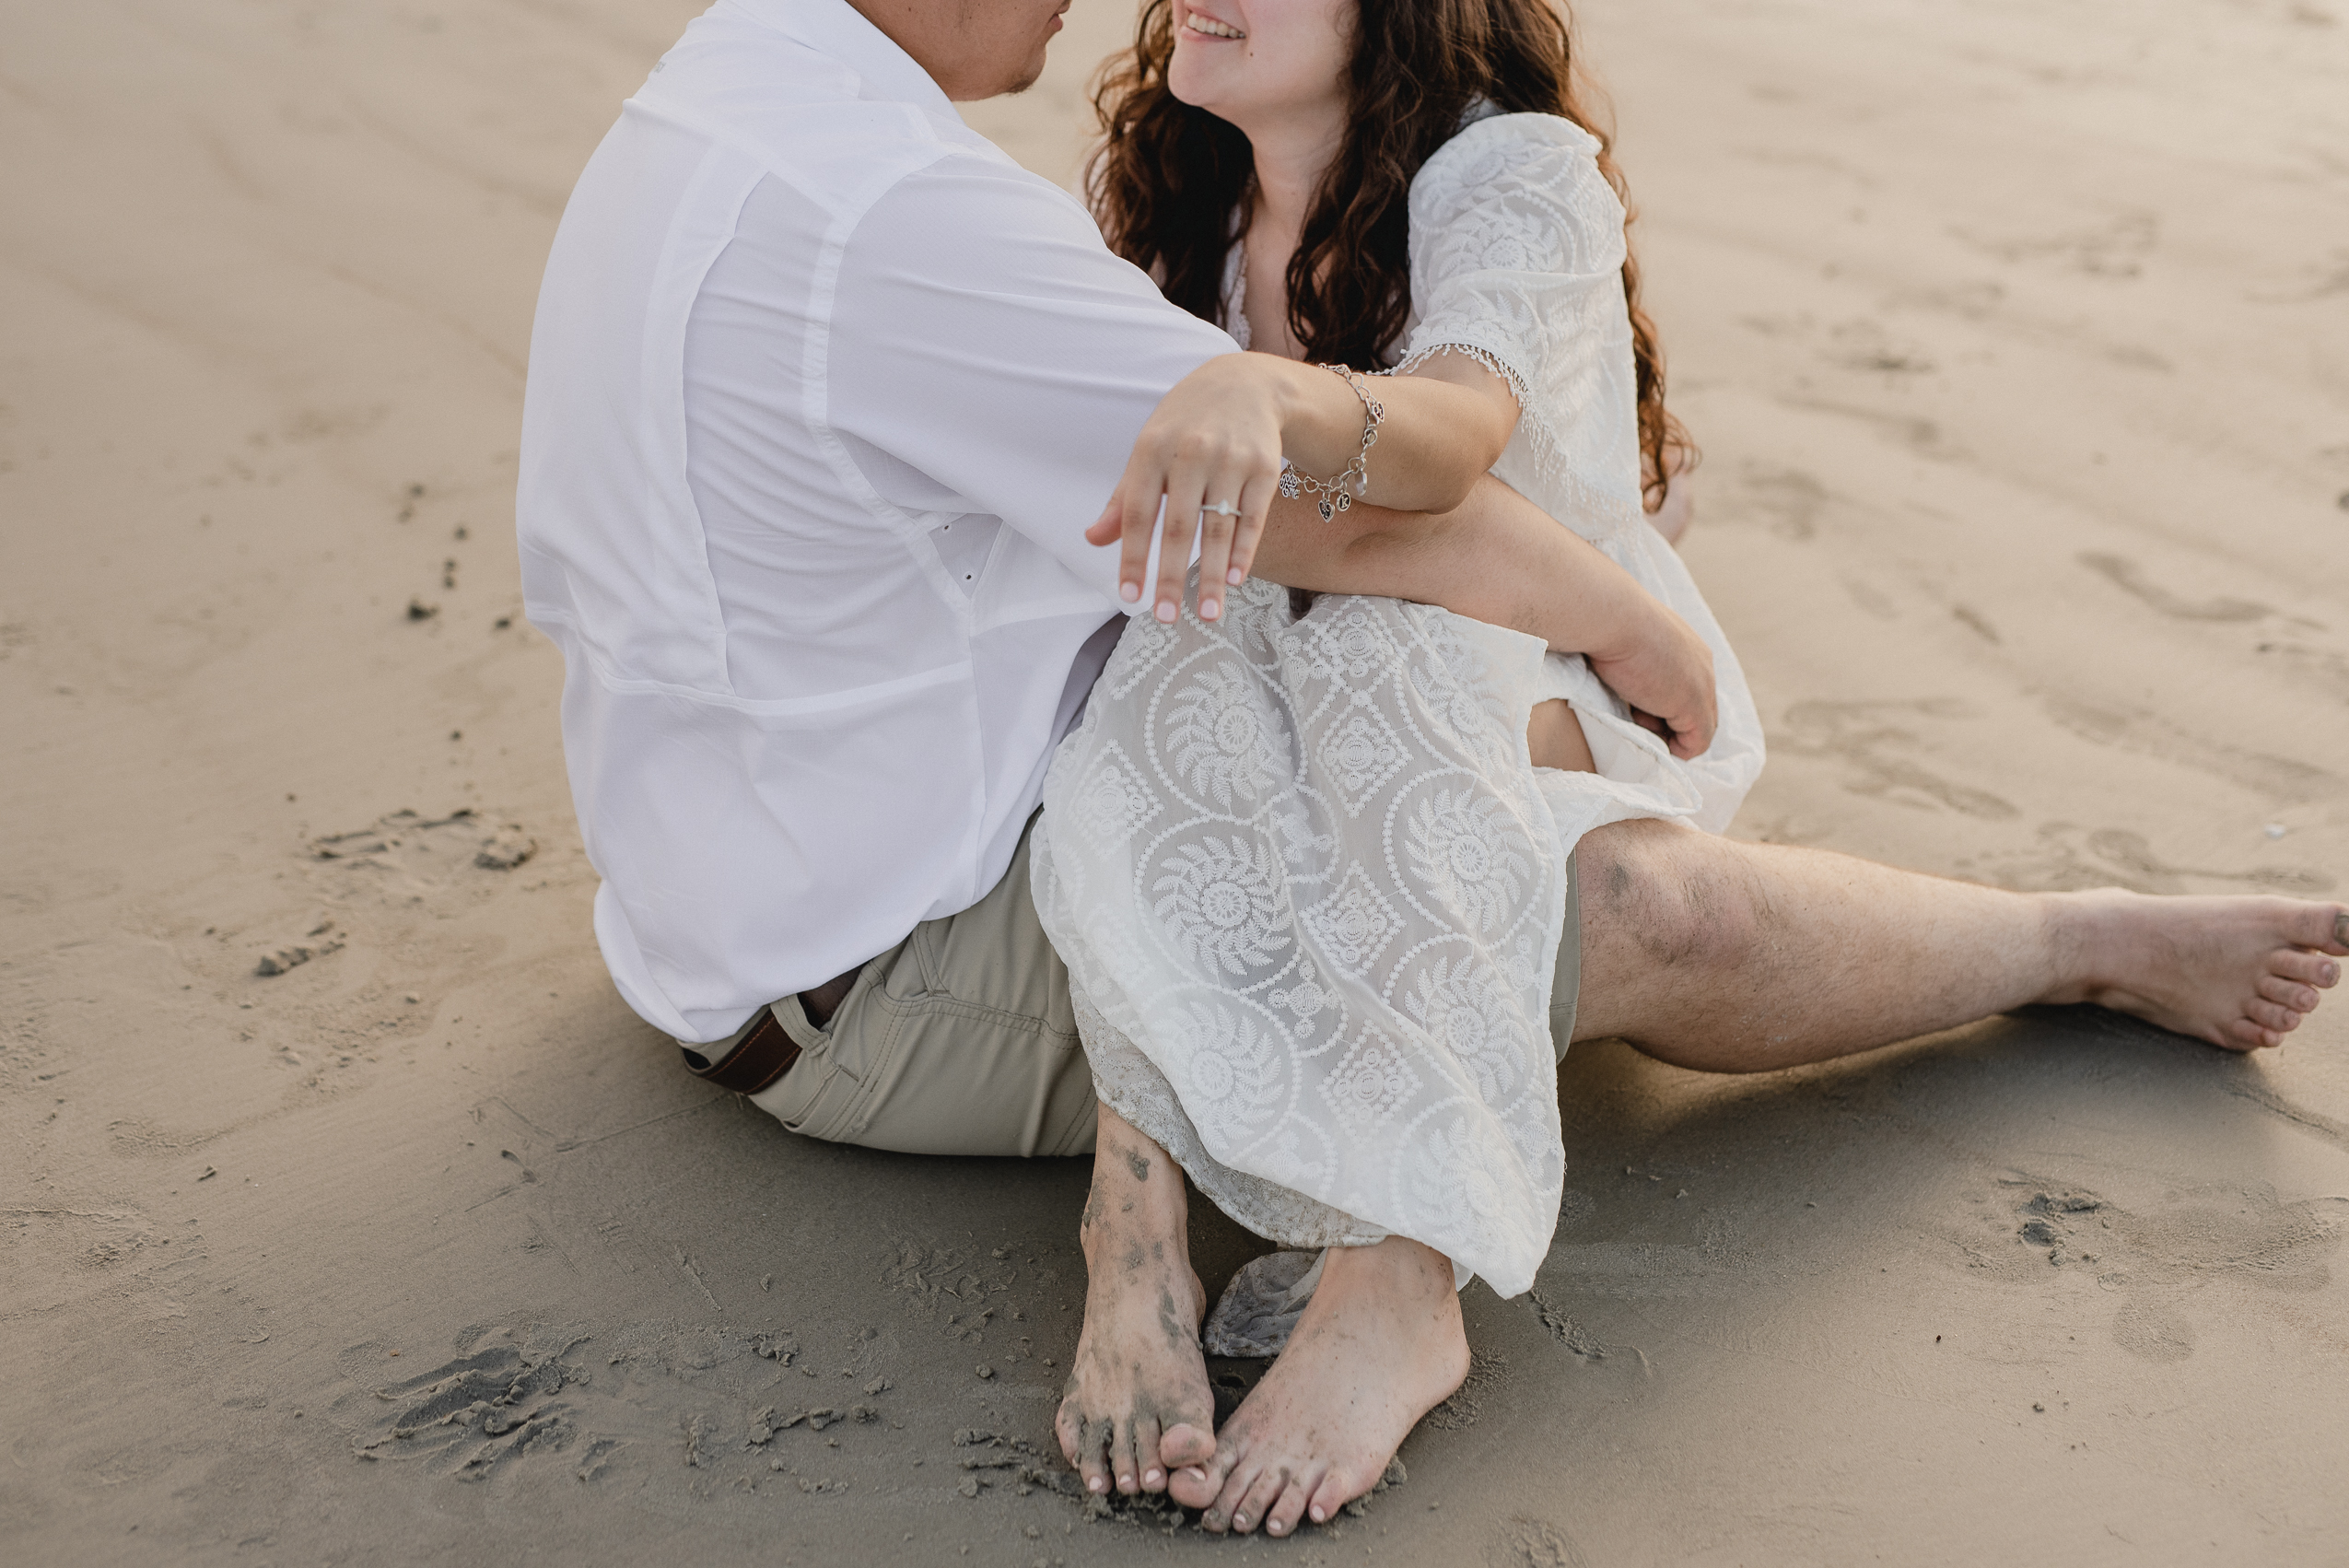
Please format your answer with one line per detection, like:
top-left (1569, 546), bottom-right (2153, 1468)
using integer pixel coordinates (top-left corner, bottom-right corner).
top-left (1396, 114), bottom-right (1635, 503)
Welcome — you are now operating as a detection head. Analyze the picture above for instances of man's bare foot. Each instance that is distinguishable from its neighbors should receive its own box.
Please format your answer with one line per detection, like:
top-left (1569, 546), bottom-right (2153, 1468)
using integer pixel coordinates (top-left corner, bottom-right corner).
top-left (2051, 895), bottom-right (2347, 1050)
top-left (1055, 1105), bottom-right (1215, 1496)
top-left (1167, 1235), bottom-right (1467, 1537)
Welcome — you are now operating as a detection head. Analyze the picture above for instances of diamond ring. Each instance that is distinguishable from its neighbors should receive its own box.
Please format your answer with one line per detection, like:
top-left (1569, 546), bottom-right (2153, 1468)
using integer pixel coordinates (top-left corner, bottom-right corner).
top-left (1202, 500), bottom-right (1239, 518)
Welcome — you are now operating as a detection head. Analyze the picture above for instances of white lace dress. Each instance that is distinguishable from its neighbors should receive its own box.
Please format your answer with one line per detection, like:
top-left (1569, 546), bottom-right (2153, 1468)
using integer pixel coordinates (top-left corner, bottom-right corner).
top-left (1030, 112), bottom-right (1764, 1298)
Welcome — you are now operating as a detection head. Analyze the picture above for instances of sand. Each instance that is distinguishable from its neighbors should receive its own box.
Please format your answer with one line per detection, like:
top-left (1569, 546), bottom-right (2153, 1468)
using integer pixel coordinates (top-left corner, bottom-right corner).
top-left (4, 0), bottom-right (2346, 1562)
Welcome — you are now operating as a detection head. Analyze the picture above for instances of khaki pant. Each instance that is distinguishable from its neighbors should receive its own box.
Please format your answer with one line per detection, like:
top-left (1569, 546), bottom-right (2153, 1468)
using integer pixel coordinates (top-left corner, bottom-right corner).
top-left (718, 814), bottom-right (1582, 1158)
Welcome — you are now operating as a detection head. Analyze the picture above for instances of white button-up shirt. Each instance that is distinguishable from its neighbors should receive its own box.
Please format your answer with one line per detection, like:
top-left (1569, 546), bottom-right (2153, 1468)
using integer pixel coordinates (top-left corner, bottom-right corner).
top-left (519, 0), bottom-right (1234, 1042)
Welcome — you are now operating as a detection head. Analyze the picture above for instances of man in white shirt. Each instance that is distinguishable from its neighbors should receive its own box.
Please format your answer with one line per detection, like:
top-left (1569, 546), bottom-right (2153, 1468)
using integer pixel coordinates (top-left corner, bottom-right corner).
top-left (520, 0), bottom-right (1675, 1153)
top-left (521, 0), bottom-right (2343, 1534)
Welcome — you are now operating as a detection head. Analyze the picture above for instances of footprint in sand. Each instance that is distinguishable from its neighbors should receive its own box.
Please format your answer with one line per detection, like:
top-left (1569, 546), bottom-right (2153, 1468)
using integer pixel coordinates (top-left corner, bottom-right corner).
top-left (1732, 464), bottom-right (1830, 541)
top-left (1775, 697), bottom-right (2018, 820)
top-left (1945, 1178), bottom-right (2342, 1364)
top-left (1492, 1515), bottom-right (1592, 1568)
top-left (1956, 208), bottom-right (2158, 279)
top-left (336, 1319), bottom-right (896, 1490)
top-left (1962, 821), bottom-right (2334, 895)
top-left (306, 808), bottom-right (539, 909)
top-left (2038, 694), bottom-right (2338, 804)
top-left (2076, 552), bottom-right (2271, 624)
top-left (2252, 637), bottom-right (2349, 704)
top-left (1823, 317), bottom-right (1936, 377)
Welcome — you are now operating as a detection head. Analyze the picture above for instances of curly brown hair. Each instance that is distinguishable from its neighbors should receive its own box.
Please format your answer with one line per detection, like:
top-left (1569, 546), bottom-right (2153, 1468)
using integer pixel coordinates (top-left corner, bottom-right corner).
top-left (1088, 0), bottom-right (1691, 506)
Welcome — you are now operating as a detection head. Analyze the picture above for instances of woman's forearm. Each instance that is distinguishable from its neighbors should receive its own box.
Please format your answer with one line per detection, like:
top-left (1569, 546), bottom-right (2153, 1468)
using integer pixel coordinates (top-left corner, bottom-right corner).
top-left (1252, 475), bottom-right (1646, 657)
top-left (1089, 353), bottom-right (1520, 625)
top-left (1250, 474), bottom-right (1721, 755)
top-left (1266, 351), bottom-right (1520, 515)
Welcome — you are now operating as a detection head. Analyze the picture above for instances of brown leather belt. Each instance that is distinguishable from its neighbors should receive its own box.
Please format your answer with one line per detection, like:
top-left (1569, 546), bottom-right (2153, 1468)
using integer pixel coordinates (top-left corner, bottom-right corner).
top-left (678, 964), bottom-right (864, 1095)
top-left (679, 1005), bottom-right (802, 1094)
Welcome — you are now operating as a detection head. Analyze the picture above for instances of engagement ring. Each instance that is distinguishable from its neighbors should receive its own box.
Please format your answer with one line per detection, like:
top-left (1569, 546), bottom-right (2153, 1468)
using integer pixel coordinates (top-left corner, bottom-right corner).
top-left (1203, 500), bottom-right (1238, 517)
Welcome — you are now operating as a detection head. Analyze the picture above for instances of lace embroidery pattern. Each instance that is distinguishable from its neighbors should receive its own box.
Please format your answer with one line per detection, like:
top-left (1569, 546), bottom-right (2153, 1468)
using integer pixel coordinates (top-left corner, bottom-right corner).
top-left (1034, 580), bottom-right (1571, 1294)
top-left (1400, 115), bottom-right (1644, 532)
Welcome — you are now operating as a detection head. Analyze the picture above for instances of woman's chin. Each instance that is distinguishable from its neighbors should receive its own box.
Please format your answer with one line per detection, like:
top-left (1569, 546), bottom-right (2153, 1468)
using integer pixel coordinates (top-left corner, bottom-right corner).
top-left (1165, 58), bottom-right (1239, 115)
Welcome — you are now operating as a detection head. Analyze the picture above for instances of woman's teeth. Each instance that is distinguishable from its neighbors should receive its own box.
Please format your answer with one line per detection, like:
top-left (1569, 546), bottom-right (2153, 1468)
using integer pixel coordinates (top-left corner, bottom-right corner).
top-left (1185, 14), bottom-right (1245, 39)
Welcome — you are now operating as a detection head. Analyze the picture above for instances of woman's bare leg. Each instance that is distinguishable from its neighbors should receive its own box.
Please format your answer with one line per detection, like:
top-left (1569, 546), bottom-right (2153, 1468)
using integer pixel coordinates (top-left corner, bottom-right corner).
top-left (1055, 1102), bottom-right (1216, 1496)
top-left (1166, 1234), bottom-right (1468, 1536)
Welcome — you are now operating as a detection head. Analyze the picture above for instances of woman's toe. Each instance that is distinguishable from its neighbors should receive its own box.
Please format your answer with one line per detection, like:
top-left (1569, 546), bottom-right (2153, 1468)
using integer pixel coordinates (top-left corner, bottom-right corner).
top-left (1166, 1461), bottom-right (1220, 1511)
top-left (1208, 1463), bottom-right (1261, 1533)
top-left (2247, 998), bottom-right (2300, 1034)
top-left (1114, 1417), bottom-right (1151, 1494)
top-left (1076, 1425), bottom-right (1112, 1494)
top-left (2258, 975), bottom-right (2320, 1013)
top-left (1264, 1475), bottom-right (1317, 1537)
top-left (1232, 1467), bottom-right (1291, 1535)
top-left (2273, 949), bottom-right (2341, 989)
top-left (2225, 1015), bottom-right (2280, 1049)
top-left (1306, 1470), bottom-right (1352, 1526)
top-left (1158, 1419), bottom-right (1214, 1476)
top-left (2311, 907), bottom-right (2349, 955)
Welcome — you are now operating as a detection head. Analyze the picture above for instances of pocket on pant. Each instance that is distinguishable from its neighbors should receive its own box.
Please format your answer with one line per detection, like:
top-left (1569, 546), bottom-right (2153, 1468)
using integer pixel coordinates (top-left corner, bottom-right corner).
top-left (845, 995), bottom-right (1091, 1158)
top-left (747, 1030), bottom-right (863, 1137)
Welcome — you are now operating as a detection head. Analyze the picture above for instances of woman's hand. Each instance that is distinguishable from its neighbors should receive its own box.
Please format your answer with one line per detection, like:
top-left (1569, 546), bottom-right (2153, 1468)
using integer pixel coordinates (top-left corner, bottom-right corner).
top-left (1586, 596), bottom-right (1716, 760)
top-left (1083, 355), bottom-right (1291, 625)
top-left (1083, 349), bottom-right (1517, 624)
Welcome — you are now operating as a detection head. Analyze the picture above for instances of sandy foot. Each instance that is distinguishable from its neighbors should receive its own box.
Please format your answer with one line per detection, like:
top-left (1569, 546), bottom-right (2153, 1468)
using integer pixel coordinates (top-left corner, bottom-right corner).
top-left (1054, 1106), bottom-right (1214, 1496)
top-left (1169, 1235), bottom-right (1468, 1537)
top-left (2052, 895), bottom-right (2347, 1050)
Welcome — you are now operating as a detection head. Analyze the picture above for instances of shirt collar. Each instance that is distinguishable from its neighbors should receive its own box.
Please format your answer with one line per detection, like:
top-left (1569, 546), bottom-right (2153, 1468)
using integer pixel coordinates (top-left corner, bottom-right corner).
top-left (725, 0), bottom-right (958, 117)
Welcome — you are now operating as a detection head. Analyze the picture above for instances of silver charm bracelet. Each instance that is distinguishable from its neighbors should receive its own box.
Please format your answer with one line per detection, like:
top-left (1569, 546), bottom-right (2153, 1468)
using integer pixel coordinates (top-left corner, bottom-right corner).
top-left (1278, 363), bottom-right (1385, 521)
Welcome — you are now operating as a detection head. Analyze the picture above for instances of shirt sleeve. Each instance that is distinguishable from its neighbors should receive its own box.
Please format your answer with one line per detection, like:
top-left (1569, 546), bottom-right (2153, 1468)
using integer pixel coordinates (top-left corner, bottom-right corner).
top-left (828, 156), bottom-right (1239, 610)
top-left (1397, 115), bottom-right (1633, 492)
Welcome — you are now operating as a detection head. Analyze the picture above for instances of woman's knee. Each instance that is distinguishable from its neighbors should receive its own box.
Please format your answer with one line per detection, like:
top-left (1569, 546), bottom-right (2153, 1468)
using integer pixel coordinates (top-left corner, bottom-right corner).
top-left (1580, 820), bottom-right (1767, 979)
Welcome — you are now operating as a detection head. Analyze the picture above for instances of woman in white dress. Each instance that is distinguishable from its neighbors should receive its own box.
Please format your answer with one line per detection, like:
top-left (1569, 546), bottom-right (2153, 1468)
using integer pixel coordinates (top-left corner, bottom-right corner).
top-left (1035, 0), bottom-right (1763, 1534)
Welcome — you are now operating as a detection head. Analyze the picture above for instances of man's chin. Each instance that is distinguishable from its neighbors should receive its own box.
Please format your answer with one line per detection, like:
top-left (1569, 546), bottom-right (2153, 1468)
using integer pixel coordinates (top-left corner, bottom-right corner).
top-left (959, 41), bottom-right (1050, 101)
top-left (1003, 43), bottom-right (1050, 96)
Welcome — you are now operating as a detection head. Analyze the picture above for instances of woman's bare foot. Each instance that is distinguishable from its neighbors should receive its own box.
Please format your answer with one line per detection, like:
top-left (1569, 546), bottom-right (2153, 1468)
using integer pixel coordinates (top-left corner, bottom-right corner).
top-left (1055, 1105), bottom-right (1216, 1497)
top-left (1166, 1235), bottom-right (1467, 1537)
top-left (2050, 894), bottom-right (2347, 1050)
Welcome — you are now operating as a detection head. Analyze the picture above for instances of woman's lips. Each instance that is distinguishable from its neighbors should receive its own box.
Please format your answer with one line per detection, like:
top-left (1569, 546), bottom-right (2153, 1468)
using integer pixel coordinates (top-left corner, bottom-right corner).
top-left (1182, 11), bottom-right (1246, 41)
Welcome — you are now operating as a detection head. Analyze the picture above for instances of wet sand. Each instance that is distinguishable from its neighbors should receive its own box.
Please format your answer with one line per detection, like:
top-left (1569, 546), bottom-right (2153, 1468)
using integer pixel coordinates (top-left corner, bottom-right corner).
top-left (3, 1), bottom-right (2346, 1562)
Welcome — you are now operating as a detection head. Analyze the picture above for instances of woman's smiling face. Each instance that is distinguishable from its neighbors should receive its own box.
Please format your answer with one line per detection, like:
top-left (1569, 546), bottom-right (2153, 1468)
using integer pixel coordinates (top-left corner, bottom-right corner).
top-left (1165, 0), bottom-right (1355, 131)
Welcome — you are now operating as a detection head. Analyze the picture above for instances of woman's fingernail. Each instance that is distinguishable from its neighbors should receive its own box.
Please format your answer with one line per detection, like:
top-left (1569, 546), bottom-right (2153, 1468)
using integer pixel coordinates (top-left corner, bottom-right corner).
top-left (1155, 602), bottom-right (1177, 623)
top-left (1227, 567), bottom-right (1245, 585)
top-left (1119, 581), bottom-right (1140, 603)
top-left (1200, 599), bottom-right (1220, 620)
